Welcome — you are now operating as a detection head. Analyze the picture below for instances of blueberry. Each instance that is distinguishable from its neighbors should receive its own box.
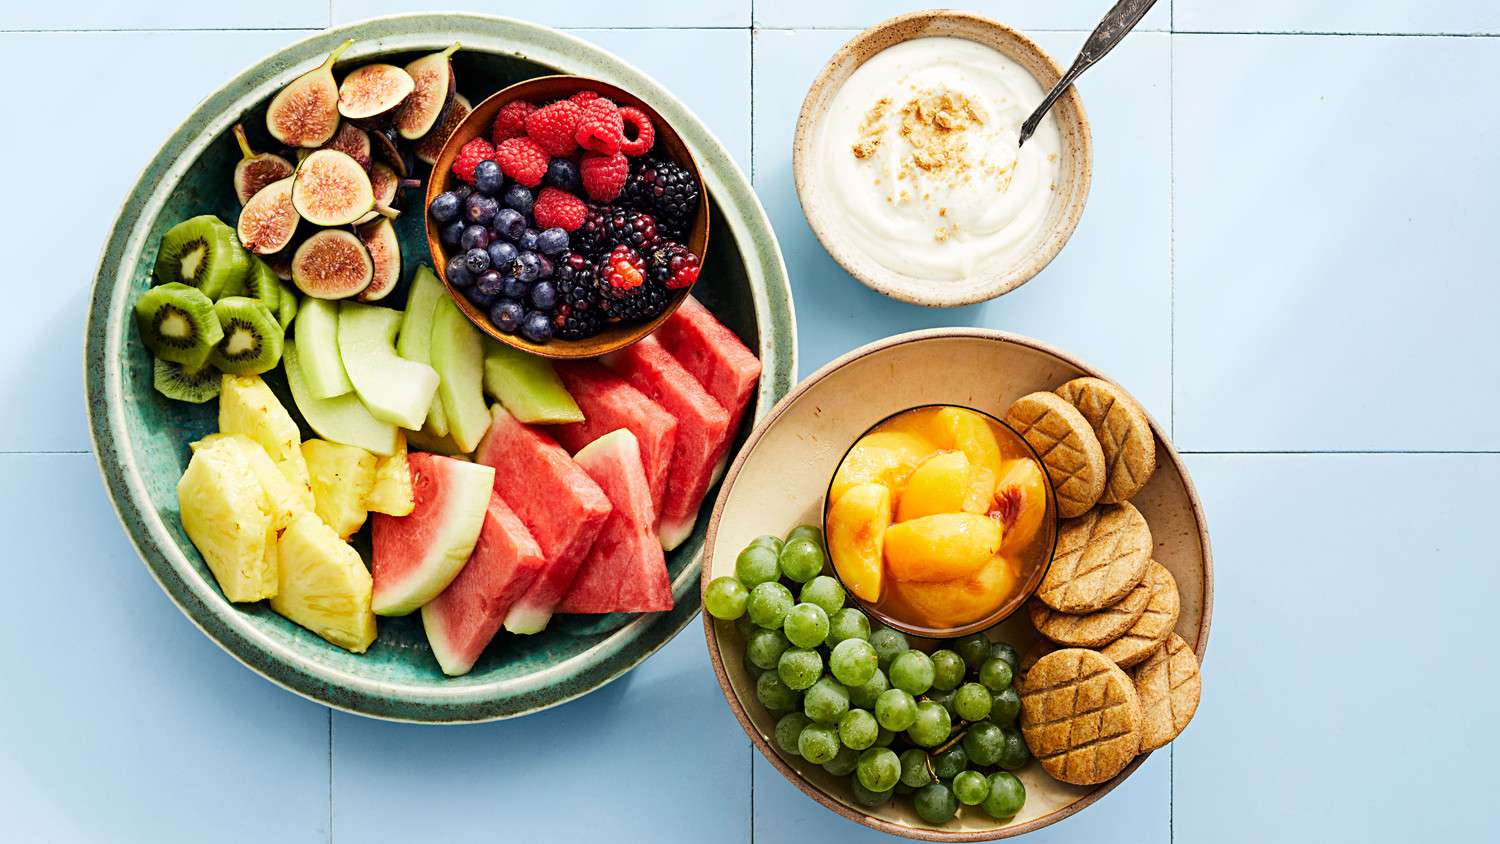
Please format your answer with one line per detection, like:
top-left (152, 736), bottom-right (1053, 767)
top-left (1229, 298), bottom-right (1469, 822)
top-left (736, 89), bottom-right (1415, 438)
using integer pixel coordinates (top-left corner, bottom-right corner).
top-left (517, 227), bottom-right (540, 252)
top-left (521, 310), bottom-right (554, 343)
top-left (545, 158), bottom-right (581, 192)
top-left (515, 251), bottom-right (541, 283)
top-left (466, 286), bottom-right (498, 309)
top-left (429, 191), bottom-right (461, 223)
top-left (536, 227), bottom-right (569, 256)
top-left (530, 280), bottom-right (558, 311)
top-left (465, 194), bottom-right (499, 225)
top-left (535, 253), bottom-right (555, 279)
top-left (440, 220), bottom-right (465, 247)
top-left (475, 269), bottom-right (505, 296)
top-left (490, 299), bottom-right (525, 333)
top-left (473, 160), bottom-right (503, 195)
top-left (503, 184), bottom-right (535, 214)
top-left (464, 248), bottom-right (491, 274)
top-left (487, 240), bottom-right (518, 268)
top-left (500, 274), bottom-right (529, 301)
top-left (451, 183), bottom-right (473, 201)
top-left (459, 224), bottom-right (490, 251)
top-left (445, 255), bottom-right (474, 288)
top-left (493, 208), bottom-right (527, 241)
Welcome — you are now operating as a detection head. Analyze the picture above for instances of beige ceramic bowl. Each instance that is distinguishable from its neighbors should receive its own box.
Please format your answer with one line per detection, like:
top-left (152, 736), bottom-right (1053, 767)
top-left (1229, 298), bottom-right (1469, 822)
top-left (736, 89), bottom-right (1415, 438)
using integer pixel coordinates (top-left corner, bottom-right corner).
top-left (701, 330), bottom-right (1212, 840)
top-left (792, 11), bottom-right (1092, 308)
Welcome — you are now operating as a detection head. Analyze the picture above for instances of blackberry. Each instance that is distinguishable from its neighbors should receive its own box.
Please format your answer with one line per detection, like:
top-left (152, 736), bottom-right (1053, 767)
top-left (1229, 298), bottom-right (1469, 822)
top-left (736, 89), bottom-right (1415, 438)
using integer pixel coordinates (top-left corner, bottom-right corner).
top-left (595, 245), bottom-right (669, 323)
top-left (573, 205), bottom-right (660, 259)
top-left (552, 252), bottom-right (604, 340)
top-left (646, 241), bottom-right (702, 290)
top-left (573, 203), bottom-right (611, 256)
top-left (624, 157), bottom-right (700, 239)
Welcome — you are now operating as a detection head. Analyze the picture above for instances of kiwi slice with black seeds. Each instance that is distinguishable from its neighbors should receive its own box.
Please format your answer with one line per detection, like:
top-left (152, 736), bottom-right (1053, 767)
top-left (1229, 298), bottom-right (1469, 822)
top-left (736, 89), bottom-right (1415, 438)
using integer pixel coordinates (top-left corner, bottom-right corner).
top-left (134, 282), bottom-right (224, 367)
top-left (153, 358), bottom-right (221, 404)
top-left (222, 255), bottom-right (282, 311)
top-left (210, 296), bottom-right (284, 375)
top-left (153, 215), bottom-right (250, 300)
top-left (277, 282), bottom-right (299, 330)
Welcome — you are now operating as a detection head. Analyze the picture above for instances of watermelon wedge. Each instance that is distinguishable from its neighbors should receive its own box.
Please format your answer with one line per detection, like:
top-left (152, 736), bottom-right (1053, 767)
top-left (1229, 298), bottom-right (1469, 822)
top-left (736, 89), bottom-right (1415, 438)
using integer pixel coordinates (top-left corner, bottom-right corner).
top-left (421, 492), bottom-right (545, 676)
top-left (557, 430), bottom-right (673, 614)
top-left (654, 296), bottom-right (762, 478)
top-left (370, 453), bottom-right (494, 616)
top-left (473, 405), bottom-right (613, 633)
top-left (605, 336), bottom-right (730, 550)
top-left (548, 361), bottom-right (678, 524)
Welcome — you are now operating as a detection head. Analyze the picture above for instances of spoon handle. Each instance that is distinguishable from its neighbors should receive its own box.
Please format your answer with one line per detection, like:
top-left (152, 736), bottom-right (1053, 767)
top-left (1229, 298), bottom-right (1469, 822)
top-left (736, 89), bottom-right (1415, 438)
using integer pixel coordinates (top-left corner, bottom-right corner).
top-left (1018, 0), bottom-right (1159, 145)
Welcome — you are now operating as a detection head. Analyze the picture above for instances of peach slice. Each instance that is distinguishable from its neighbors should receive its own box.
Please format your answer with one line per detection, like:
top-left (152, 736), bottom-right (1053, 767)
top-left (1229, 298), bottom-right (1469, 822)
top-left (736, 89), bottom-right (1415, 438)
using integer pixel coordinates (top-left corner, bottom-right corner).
top-left (829, 431), bottom-right (933, 504)
top-left (993, 458), bottom-right (1048, 556)
top-left (826, 482), bottom-right (891, 603)
top-left (896, 450), bottom-right (971, 522)
top-left (890, 555), bottom-right (1019, 629)
top-left (938, 407), bottom-right (1003, 478)
top-left (962, 466), bottom-right (997, 515)
top-left (884, 513), bottom-right (1002, 583)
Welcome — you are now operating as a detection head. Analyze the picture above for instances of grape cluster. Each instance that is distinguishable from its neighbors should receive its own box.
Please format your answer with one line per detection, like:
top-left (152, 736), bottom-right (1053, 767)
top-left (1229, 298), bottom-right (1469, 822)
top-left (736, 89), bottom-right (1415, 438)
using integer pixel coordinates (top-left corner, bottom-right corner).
top-left (705, 526), bottom-right (1030, 824)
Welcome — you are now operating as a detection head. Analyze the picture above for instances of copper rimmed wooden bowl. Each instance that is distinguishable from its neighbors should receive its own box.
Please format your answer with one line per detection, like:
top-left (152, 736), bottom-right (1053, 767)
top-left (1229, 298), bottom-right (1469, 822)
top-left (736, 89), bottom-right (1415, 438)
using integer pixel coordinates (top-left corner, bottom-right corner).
top-left (425, 74), bottom-right (710, 359)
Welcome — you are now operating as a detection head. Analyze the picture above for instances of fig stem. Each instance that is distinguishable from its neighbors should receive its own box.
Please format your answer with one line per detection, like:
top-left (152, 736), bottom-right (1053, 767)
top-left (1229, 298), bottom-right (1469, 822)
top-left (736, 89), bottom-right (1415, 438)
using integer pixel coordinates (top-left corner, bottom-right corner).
top-left (397, 178), bottom-right (423, 190)
top-left (371, 203), bottom-right (401, 220)
top-left (439, 42), bottom-right (461, 59)
top-left (324, 39), bottom-right (355, 70)
top-left (232, 124), bottom-right (256, 160)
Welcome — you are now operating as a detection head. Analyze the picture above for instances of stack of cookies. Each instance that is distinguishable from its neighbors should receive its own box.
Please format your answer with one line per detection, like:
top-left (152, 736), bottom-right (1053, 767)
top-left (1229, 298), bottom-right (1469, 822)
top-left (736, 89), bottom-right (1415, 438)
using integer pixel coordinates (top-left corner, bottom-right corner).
top-left (1002, 377), bottom-right (1202, 787)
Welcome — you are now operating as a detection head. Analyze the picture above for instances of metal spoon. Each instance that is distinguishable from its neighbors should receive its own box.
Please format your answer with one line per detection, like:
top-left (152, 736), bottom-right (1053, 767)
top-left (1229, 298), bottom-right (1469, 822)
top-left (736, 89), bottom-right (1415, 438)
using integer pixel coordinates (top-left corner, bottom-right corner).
top-left (1018, 0), bottom-right (1159, 146)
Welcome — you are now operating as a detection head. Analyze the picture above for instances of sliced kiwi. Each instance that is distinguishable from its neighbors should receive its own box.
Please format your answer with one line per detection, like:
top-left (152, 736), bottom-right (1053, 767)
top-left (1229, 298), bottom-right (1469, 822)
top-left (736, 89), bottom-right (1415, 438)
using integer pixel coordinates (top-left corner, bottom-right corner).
top-left (210, 296), bottom-right (284, 375)
top-left (223, 255), bottom-right (282, 311)
top-left (154, 215), bottom-right (249, 300)
top-left (292, 228), bottom-right (373, 299)
top-left (414, 93), bottom-right (471, 166)
top-left (233, 123), bottom-right (294, 205)
top-left (292, 149), bottom-right (374, 226)
top-left (394, 43), bottom-right (459, 140)
top-left (237, 176), bottom-right (299, 255)
top-left (278, 282), bottom-right (300, 329)
top-left (337, 63), bottom-right (415, 125)
top-left (266, 39), bottom-right (353, 148)
top-left (319, 121), bottom-right (372, 170)
top-left (355, 218), bottom-right (401, 302)
top-left (153, 358), bottom-right (221, 404)
top-left (134, 282), bottom-right (224, 367)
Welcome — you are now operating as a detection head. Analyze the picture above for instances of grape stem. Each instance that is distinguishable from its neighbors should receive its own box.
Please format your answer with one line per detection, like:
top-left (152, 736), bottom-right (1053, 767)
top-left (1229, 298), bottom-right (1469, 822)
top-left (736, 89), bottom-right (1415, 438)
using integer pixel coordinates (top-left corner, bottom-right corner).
top-left (931, 725), bottom-right (971, 758)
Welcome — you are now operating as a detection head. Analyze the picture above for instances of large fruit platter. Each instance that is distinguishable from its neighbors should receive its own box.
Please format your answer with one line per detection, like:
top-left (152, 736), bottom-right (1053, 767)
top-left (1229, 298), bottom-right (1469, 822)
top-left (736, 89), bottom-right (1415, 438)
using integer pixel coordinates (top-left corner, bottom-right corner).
top-left (85, 16), bottom-right (793, 721)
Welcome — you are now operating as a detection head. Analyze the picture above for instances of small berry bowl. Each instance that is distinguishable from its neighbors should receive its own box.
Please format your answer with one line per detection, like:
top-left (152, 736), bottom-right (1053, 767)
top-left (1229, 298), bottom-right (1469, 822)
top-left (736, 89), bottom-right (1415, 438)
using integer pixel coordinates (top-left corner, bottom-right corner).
top-left (425, 75), bottom-right (710, 359)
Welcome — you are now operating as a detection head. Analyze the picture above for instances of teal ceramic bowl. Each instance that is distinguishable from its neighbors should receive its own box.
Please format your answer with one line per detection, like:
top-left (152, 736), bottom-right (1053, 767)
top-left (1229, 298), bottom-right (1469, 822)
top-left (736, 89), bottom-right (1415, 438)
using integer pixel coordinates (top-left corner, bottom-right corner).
top-left (83, 15), bottom-right (796, 722)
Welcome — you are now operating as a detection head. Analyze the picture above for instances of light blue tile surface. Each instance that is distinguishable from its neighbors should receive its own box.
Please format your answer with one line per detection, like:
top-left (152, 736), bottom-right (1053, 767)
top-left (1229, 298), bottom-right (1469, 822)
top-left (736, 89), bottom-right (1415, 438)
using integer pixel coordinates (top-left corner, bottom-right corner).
top-left (0, 455), bottom-right (330, 842)
top-left (753, 1), bottom-right (1172, 32)
top-left (1177, 0), bottom-right (1500, 34)
top-left (334, 0), bottom-right (749, 29)
top-left (3, 1), bottom-right (326, 31)
top-left (1172, 34), bottom-right (1500, 452)
top-left (1175, 453), bottom-right (1500, 841)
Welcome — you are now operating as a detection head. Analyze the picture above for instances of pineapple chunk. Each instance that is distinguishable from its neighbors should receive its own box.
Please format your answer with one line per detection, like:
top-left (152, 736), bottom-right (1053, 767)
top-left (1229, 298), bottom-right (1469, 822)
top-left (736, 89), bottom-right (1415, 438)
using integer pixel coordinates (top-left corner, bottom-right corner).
top-left (191, 433), bottom-right (305, 530)
top-left (271, 512), bottom-right (376, 652)
top-left (177, 444), bottom-right (277, 602)
top-left (219, 374), bottom-right (315, 511)
top-left (303, 439), bottom-right (378, 539)
top-left (365, 431), bottom-right (415, 517)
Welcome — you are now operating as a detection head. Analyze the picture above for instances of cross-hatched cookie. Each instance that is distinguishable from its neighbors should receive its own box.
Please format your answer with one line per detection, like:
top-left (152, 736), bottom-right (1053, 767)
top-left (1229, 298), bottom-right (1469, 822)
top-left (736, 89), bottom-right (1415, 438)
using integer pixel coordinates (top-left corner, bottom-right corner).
top-left (1020, 648), bottom-right (1142, 785)
top-left (1037, 503), bottom-right (1152, 613)
top-left (1004, 391), bottom-right (1105, 518)
top-left (1131, 633), bottom-right (1201, 751)
top-left (1100, 562), bottom-right (1181, 669)
top-left (1019, 639), bottom-right (1058, 679)
top-left (1054, 377), bottom-right (1156, 504)
top-left (1029, 574), bottom-right (1151, 648)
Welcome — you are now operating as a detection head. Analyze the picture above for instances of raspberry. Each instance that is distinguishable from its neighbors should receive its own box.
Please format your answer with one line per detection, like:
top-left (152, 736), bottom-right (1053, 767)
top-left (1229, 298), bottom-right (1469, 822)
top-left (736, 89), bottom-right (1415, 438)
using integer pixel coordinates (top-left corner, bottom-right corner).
top-left (575, 97), bottom-right (625, 155)
top-left (494, 137), bottom-right (549, 188)
top-left (648, 241), bottom-right (701, 290)
top-left (532, 187), bottom-right (588, 232)
top-left (492, 99), bottom-right (537, 144)
top-left (617, 107), bottom-right (656, 157)
top-left (524, 100), bottom-right (583, 156)
top-left (451, 138), bottom-right (495, 185)
top-left (580, 151), bottom-right (629, 202)
top-left (570, 90), bottom-right (600, 105)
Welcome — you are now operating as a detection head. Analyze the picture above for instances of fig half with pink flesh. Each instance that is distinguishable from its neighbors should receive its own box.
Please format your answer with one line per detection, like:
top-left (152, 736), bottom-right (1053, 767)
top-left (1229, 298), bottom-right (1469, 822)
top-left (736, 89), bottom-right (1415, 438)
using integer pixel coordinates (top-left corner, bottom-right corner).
top-left (292, 228), bottom-right (373, 300)
top-left (414, 93), bottom-right (471, 166)
top-left (292, 149), bottom-right (374, 227)
top-left (338, 63), bottom-right (415, 126)
top-left (237, 176), bottom-right (299, 255)
top-left (319, 121), bottom-right (372, 171)
top-left (355, 218), bottom-right (402, 302)
top-left (394, 43), bottom-right (459, 141)
top-left (266, 39), bottom-right (354, 148)
top-left (232, 124), bottom-right (293, 205)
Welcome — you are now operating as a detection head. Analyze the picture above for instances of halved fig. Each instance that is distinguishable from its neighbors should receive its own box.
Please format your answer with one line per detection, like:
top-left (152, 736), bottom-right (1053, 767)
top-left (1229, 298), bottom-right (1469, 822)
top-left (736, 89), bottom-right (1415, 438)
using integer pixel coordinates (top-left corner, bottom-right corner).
top-left (394, 43), bottom-right (460, 141)
top-left (237, 176), bottom-right (299, 255)
top-left (338, 63), bottom-right (415, 126)
top-left (232, 123), bottom-right (294, 205)
top-left (414, 93), bottom-right (472, 165)
top-left (292, 149), bottom-right (374, 226)
top-left (355, 218), bottom-right (402, 302)
top-left (264, 247), bottom-right (294, 281)
top-left (319, 121), bottom-right (372, 170)
top-left (356, 163), bottom-right (399, 225)
top-left (266, 39), bottom-right (354, 148)
top-left (292, 228), bottom-right (373, 299)
top-left (368, 126), bottom-right (411, 178)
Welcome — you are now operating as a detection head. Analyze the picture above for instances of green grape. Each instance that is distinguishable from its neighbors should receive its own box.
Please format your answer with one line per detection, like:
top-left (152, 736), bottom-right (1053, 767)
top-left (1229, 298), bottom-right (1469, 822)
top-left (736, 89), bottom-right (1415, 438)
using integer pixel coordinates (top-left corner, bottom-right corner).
top-left (783, 602), bottom-right (830, 649)
top-left (954, 682), bottom-right (993, 722)
top-left (914, 783), bottom-right (958, 824)
top-left (893, 782), bottom-right (914, 796)
top-left (875, 688), bottom-right (918, 732)
top-left (869, 627), bottom-right (910, 669)
top-left (838, 708), bottom-right (879, 750)
top-left (823, 744), bottom-right (860, 776)
top-left (873, 727), bottom-right (896, 748)
top-left (856, 747), bottom-right (901, 793)
top-left (825, 607), bottom-right (871, 647)
top-left (899, 748), bottom-right (931, 788)
top-left (799, 575), bottom-right (845, 615)
top-left (829, 638), bottom-right (879, 687)
top-left (803, 676), bottom-right (851, 725)
top-left (889, 650), bottom-right (936, 695)
top-left (745, 627), bottom-right (789, 670)
top-left (734, 614), bottom-right (757, 639)
top-left (774, 712), bottom-right (812, 757)
top-left (930, 649), bottom-right (966, 691)
top-left (777, 647), bottom-right (823, 691)
top-left (907, 700), bottom-right (952, 747)
top-left (979, 657), bottom-right (1014, 691)
top-left (996, 726), bottom-right (1031, 771)
top-left (850, 778), bottom-right (892, 809)
top-left (787, 524), bottom-right (824, 547)
top-left (990, 686), bottom-right (1021, 725)
top-left (927, 687), bottom-right (958, 719)
top-left (953, 770), bottom-right (990, 806)
top-left (988, 641), bottom-right (1021, 674)
top-left (798, 723), bottom-right (840, 764)
top-left (954, 633), bottom-right (992, 671)
top-left (931, 744), bottom-right (967, 780)
top-left (704, 576), bottom-right (749, 620)
top-left (746, 581), bottom-right (794, 629)
top-left (741, 648), bottom-right (763, 678)
top-left (962, 721), bottom-right (1005, 767)
top-left (756, 671), bottom-right (800, 713)
top-left (735, 544), bottom-right (780, 586)
top-left (847, 668), bottom-right (889, 709)
top-left (750, 534), bottom-right (784, 554)
top-left (778, 537), bottom-right (826, 583)
top-left (982, 771), bottom-right (1027, 820)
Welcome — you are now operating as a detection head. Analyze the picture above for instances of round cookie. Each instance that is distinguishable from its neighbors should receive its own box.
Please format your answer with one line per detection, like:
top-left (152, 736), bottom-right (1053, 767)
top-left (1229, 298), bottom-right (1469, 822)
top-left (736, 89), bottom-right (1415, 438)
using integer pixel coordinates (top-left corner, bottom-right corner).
top-left (1054, 377), bottom-right (1156, 504)
top-left (1018, 638), bottom-right (1058, 679)
top-left (1028, 574), bottom-right (1151, 648)
top-left (1131, 633), bottom-right (1201, 752)
top-left (1037, 503), bottom-right (1153, 614)
top-left (1100, 562), bottom-right (1181, 669)
top-left (1004, 391), bottom-right (1106, 518)
top-left (1019, 648), bottom-right (1142, 785)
